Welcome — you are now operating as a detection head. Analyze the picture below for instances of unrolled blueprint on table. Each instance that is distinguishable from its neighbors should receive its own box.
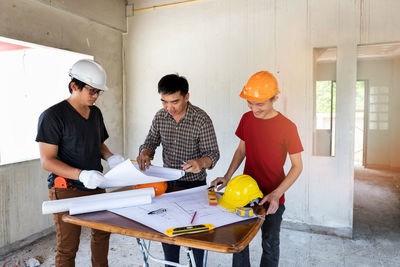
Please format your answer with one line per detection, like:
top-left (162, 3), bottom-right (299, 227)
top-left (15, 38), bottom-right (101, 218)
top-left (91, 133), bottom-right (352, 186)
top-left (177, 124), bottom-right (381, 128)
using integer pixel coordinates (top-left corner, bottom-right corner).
top-left (101, 159), bottom-right (184, 188)
top-left (109, 185), bottom-right (253, 235)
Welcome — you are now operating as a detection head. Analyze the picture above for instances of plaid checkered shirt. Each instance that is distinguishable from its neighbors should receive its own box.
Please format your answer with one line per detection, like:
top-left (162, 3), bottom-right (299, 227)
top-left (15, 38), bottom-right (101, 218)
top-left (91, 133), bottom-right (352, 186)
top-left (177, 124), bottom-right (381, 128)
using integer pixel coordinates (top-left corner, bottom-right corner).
top-left (139, 102), bottom-right (220, 182)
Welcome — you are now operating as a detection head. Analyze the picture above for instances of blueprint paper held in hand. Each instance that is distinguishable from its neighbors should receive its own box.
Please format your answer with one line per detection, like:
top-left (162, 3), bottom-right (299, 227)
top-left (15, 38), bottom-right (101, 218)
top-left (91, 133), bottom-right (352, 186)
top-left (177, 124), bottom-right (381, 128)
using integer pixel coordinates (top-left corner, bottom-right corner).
top-left (109, 185), bottom-right (254, 235)
top-left (101, 159), bottom-right (184, 188)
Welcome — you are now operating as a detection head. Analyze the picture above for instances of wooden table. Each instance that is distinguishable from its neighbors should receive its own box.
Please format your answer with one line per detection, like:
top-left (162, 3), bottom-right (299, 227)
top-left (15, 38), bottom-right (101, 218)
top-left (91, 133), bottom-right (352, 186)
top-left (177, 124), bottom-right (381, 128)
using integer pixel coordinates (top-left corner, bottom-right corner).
top-left (63, 206), bottom-right (265, 266)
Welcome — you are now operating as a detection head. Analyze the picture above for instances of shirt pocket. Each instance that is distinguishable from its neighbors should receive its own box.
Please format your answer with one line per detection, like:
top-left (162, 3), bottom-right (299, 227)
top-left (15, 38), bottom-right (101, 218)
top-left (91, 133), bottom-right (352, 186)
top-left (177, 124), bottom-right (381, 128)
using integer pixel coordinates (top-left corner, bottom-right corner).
top-left (178, 134), bottom-right (199, 155)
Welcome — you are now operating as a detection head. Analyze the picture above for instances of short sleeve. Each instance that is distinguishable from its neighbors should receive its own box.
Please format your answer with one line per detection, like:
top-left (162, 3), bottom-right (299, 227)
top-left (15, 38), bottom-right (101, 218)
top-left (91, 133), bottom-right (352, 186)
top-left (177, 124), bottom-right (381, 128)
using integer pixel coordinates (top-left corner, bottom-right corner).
top-left (98, 110), bottom-right (109, 143)
top-left (286, 123), bottom-right (304, 154)
top-left (35, 110), bottom-right (62, 145)
top-left (235, 115), bottom-right (246, 141)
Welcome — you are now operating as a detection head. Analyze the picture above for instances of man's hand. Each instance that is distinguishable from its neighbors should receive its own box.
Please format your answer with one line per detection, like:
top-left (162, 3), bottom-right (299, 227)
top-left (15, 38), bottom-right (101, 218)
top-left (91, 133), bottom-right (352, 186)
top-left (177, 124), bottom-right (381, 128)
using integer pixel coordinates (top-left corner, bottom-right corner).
top-left (181, 159), bottom-right (202, 173)
top-left (78, 170), bottom-right (106, 189)
top-left (107, 154), bottom-right (124, 169)
top-left (136, 148), bottom-right (151, 170)
top-left (259, 191), bottom-right (281, 215)
top-left (181, 157), bottom-right (212, 174)
top-left (210, 176), bottom-right (230, 191)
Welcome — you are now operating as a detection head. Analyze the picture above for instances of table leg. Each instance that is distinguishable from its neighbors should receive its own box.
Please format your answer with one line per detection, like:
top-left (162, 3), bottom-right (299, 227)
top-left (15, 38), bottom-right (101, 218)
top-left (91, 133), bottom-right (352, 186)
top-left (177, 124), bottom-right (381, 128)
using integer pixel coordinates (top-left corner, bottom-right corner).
top-left (184, 247), bottom-right (196, 267)
top-left (136, 238), bottom-right (150, 267)
top-left (136, 238), bottom-right (192, 267)
top-left (202, 250), bottom-right (208, 267)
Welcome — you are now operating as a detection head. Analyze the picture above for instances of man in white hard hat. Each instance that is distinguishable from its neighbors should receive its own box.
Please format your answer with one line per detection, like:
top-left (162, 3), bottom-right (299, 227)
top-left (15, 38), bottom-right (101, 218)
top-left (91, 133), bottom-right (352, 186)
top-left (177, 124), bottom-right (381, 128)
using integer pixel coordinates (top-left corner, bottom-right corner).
top-left (36, 59), bottom-right (124, 267)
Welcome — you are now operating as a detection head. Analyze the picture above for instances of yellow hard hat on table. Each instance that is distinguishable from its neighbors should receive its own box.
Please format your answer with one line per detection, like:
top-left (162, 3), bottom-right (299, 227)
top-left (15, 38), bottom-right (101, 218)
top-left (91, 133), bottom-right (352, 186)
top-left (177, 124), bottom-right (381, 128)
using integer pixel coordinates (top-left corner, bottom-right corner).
top-left (218, 174), bottom-right (263, 209)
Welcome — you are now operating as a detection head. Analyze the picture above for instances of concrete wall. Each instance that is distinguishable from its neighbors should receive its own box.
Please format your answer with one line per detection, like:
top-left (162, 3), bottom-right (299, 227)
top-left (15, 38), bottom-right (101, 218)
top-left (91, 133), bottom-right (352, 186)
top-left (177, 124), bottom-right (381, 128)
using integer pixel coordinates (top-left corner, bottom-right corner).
top-left (0, 0), bottom-right (125, 255)
top-left (125, 0), bottom-right (400, 237)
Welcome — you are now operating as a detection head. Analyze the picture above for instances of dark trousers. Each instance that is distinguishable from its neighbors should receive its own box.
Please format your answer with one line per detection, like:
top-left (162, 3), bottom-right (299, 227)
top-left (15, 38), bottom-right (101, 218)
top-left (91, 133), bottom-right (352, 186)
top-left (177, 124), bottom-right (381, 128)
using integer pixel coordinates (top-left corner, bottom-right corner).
top-left (163, 180), bottom-right (206, 267)
top-left (162, 243), bottom-right (205, 267)
top-left (49, 187), bottom-right (110, 267)
top-left (232, 205), bottom-right (285, 267)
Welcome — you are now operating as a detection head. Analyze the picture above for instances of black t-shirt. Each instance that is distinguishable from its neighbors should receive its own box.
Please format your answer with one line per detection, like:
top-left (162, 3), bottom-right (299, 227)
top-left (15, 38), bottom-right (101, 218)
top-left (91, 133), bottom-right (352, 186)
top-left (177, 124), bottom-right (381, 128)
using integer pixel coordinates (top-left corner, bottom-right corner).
top-left (36, 100), bottom-right (109, 190)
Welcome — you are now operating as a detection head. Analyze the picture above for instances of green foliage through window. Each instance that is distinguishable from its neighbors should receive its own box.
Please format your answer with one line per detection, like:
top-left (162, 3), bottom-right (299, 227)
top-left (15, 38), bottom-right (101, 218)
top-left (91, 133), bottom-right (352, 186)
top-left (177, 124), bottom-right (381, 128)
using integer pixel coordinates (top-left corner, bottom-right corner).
top-left (316, 81), bottom-right (336, 114)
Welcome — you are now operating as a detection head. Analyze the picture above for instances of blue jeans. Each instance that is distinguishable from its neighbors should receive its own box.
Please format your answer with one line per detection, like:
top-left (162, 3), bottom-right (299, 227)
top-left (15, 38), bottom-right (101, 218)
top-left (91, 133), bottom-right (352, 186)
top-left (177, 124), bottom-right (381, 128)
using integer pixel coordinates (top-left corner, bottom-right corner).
top-left (232, 205), bottom-right (285, 267)
top-left (163, 180), bottom-right (206, 267)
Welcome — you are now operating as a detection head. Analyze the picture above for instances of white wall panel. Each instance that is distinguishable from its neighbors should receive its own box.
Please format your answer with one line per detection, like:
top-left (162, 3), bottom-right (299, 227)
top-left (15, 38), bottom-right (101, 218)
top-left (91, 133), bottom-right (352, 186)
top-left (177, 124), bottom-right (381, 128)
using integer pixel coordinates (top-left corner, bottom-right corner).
top-left (125, 0), bottom-right (400, 236)
top-left (360, 0), bottom-right (400, 44)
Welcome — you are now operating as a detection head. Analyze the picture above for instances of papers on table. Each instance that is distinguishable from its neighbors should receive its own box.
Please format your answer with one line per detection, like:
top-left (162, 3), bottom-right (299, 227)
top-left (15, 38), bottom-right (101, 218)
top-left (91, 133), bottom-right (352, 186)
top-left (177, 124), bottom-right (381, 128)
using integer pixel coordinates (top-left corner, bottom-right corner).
top-left (110, 185), bottom-right (253, 235)
top-left (101, 159), bottom-right (184, 188)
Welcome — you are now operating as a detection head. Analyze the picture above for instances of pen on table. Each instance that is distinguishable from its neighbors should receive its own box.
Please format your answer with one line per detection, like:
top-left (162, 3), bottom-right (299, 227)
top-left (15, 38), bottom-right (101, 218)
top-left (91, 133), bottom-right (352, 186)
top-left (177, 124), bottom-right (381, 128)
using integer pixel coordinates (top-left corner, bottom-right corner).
top-left (190, 211), bottom-right (197, 224)
top-left (207, 181), bottom-right (223, 190)
top-left (147, 208), bottom-right (167, 215)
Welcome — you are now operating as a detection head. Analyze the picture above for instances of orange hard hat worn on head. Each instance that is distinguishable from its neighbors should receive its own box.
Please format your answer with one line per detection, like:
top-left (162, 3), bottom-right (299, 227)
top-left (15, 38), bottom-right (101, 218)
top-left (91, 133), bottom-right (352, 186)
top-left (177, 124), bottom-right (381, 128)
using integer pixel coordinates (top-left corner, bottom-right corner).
top-left (134, 182), bottom-right (168, 196)
top-left (218, 174), bottom-right (263, 210)
top-left (240, 71), bottom-right (280, 102)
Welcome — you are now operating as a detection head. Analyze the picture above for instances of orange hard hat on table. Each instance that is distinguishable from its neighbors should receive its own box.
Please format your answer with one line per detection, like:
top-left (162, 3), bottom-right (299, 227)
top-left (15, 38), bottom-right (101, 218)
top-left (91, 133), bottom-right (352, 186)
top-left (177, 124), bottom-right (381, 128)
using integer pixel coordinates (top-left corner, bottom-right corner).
top-left (240, 71), bottom-right (280, 102)
top-left (134, 182), bottom-right (168, 196)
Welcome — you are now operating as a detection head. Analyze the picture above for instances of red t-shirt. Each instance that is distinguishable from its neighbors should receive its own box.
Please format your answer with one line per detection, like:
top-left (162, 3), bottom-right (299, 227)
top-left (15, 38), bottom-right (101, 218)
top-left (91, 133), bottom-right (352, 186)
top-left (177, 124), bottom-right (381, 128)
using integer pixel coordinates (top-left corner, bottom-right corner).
top-left (235, 111), bottom-right (303, 205)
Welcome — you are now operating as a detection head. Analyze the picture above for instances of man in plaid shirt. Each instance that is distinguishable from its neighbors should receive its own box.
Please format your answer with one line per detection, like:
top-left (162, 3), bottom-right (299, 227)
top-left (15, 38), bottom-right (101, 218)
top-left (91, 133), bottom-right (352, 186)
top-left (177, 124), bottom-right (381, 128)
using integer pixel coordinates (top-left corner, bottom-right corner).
top-left (136, 73), bottom-right (220, 266)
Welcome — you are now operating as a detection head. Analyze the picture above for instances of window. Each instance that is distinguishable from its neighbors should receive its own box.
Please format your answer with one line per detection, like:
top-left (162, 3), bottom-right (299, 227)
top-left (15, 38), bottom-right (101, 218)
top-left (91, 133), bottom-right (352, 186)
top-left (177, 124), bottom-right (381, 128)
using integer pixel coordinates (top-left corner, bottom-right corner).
top-left (313, 47), bottom-right (337, 156)
top-left (368, 86), bottom-right (389, 130)
top-left (0, 37), bottom-right (92, 165)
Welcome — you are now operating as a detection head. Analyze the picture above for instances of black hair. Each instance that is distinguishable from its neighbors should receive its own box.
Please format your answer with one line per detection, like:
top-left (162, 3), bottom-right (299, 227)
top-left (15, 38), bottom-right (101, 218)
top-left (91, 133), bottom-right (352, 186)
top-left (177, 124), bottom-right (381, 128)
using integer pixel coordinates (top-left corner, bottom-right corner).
top-left (158, 74), bottom-right (189, 96)
top-left (68, 78), bottom-right (86, 94)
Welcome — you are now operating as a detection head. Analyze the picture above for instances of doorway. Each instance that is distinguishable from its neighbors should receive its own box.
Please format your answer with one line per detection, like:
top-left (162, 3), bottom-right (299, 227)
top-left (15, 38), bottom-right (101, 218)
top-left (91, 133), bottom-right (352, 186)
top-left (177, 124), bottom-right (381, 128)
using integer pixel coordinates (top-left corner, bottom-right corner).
top-left (353, 43), bottom-right (400, 244)
top-left (354, 80), bottom-right (366, 166)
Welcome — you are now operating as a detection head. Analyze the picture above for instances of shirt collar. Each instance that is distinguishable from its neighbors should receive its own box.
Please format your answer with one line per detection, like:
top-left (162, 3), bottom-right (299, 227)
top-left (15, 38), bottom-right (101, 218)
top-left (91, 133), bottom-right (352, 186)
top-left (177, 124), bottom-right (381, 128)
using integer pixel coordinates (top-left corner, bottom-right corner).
top-left (162, 101), bottom-right (194, 123)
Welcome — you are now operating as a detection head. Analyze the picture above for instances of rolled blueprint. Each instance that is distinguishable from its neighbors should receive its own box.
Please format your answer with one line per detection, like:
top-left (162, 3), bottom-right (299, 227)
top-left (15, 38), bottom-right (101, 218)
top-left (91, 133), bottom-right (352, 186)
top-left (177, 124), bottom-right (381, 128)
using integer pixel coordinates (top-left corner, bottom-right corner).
top-left (69, 194), bottom-right (152, 215)
top-left (42, 187), bottom-right (155, 214)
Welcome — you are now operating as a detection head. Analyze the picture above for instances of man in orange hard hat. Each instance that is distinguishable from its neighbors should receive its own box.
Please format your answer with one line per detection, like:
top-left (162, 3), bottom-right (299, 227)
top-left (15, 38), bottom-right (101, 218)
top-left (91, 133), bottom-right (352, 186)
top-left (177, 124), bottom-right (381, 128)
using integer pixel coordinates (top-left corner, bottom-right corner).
top-left (211, 71), bottom-right (303, 267)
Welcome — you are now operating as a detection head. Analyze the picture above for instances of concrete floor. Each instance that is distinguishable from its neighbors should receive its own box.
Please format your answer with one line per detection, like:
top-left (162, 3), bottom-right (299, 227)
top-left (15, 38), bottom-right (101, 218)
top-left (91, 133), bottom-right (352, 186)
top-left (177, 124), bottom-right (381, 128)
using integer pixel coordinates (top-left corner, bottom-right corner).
top-left (1, 166), bottom-right (399, 266)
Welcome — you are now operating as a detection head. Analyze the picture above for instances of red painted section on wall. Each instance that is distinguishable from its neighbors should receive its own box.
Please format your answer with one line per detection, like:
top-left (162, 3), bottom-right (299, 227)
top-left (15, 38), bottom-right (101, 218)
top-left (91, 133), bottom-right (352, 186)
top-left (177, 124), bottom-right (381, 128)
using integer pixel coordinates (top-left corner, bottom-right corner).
top-left (0, 41), bottom-right (30, 52)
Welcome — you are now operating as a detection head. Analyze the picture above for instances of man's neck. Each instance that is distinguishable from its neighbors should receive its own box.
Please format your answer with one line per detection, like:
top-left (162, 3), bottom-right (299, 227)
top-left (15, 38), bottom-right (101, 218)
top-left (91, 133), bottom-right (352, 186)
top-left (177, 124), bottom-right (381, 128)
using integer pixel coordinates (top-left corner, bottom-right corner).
top-left (67, 97), bottom-right (90, 118)
top-left (172, 103), bottom-right (189, 123)
top-left (261, 109), bottom-right (278, 120)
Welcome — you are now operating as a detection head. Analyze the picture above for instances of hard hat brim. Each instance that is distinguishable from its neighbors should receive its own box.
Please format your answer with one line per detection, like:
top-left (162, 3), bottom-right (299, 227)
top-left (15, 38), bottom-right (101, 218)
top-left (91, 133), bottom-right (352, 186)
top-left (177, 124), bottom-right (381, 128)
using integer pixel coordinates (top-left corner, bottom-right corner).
top-left (218, 195), bottom-right (237, 209)
top-left (239, 88), bottom-right (280, 102)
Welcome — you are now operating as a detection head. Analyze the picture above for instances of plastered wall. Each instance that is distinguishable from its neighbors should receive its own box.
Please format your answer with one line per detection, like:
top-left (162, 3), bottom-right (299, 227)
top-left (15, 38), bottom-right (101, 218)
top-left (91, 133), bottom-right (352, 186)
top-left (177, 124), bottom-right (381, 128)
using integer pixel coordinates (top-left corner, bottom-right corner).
top-left (125, 0), bottom-right (400, 237)
top-left (0, 0), bottom-right (125, 254)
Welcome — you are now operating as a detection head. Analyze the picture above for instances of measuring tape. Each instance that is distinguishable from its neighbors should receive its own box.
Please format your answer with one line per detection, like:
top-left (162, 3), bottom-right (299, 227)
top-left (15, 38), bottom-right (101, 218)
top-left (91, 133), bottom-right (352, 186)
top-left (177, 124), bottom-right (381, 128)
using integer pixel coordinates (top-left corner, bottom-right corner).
top-left (235, 207), bottom-right (265, 220)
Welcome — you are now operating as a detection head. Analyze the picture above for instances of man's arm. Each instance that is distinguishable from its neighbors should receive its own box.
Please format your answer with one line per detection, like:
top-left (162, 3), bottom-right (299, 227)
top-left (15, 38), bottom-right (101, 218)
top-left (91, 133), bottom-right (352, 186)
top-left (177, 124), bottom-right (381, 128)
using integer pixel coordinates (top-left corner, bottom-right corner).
top-left (39, 142), bottom-right (81, 180)
top-left (210, 140), bottom-right (246, 190)
top-left (137, 116), bottom-right (161, 170)
top-left (101, 143), bottom-right (125, 169)
top-left (182, 156), bottom-right (212, 173)
top-left (100, 143), bottom-right (113, 160)
top-left (183, 117), bottom-right (220, 174)
top-left (259, 152), bottom-right (303, 215)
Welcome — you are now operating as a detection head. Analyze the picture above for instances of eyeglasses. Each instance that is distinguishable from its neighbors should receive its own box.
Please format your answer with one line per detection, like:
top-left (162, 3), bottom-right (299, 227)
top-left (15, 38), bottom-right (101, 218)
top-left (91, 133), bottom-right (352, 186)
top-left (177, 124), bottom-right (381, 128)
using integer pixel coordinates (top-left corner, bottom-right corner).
top-left (84, 86), bottom-right (104, 96)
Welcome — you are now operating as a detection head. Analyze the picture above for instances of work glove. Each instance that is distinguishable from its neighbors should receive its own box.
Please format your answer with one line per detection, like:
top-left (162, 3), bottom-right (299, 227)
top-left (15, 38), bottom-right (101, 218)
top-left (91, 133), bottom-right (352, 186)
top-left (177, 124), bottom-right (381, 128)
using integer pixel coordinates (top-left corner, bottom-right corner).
top-left (78, 170), bottom-right (106, 189)
top-left (107, 154), bottom-right (125, 169)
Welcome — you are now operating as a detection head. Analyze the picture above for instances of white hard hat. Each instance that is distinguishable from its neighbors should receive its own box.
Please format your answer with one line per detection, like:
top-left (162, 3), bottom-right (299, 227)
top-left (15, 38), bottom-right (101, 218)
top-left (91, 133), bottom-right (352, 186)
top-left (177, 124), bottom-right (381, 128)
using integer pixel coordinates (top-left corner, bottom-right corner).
top-left (69, 59), bottom-right (109, 91)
